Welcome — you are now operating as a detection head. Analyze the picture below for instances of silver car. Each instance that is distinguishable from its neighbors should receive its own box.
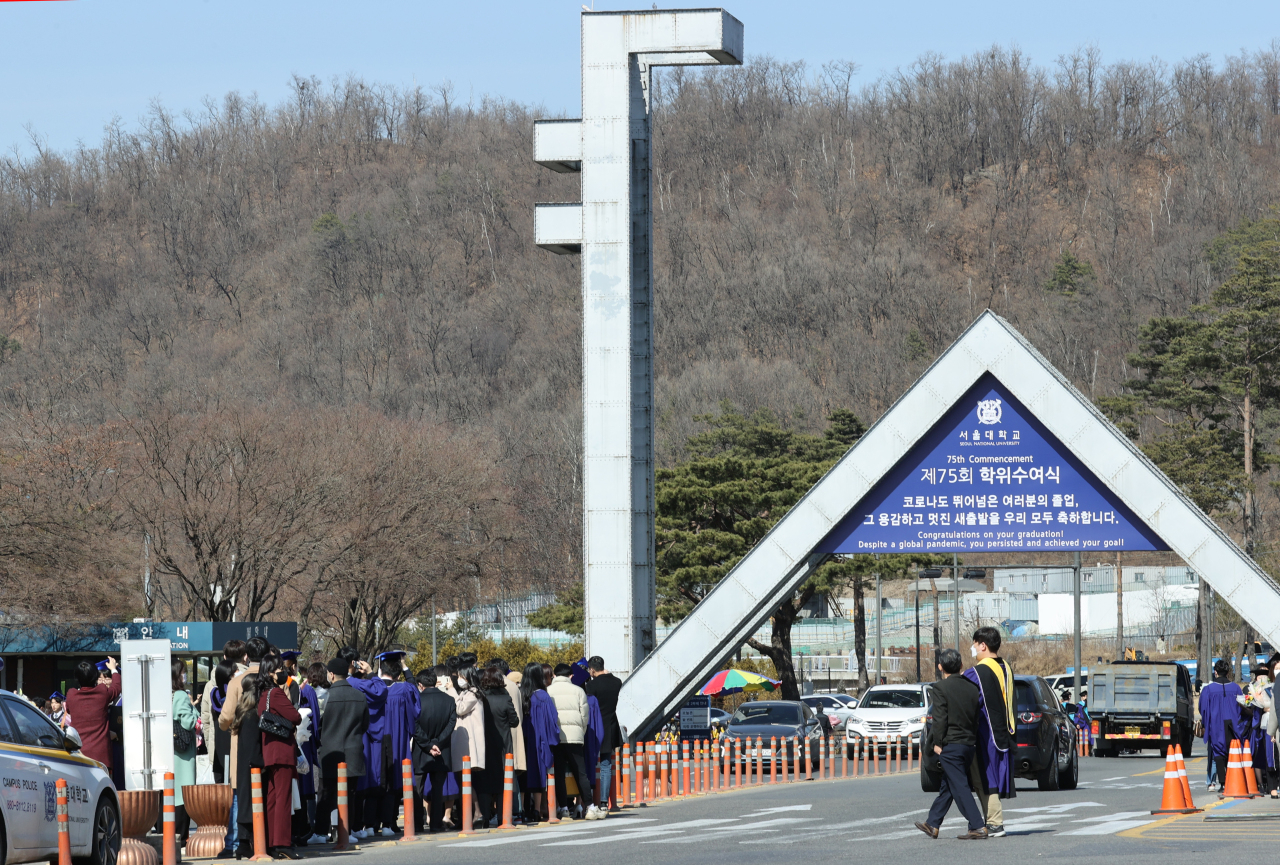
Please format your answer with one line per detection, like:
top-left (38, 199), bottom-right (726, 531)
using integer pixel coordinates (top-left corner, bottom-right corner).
top-left (843, 684), bottom-right (931, 757)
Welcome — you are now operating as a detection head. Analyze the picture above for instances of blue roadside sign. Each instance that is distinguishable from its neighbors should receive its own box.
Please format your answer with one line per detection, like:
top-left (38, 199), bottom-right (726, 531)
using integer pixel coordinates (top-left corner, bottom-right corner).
top-left (819, 374), bottom-right (1169, 554)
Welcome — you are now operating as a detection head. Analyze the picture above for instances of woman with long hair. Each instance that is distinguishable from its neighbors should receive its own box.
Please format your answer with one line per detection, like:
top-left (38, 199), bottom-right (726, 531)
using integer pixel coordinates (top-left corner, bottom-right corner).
top-left (479, 665), bottom-right (519, 826)
top-left (520, 663), bottom-right (559, 822)
top-left (171, 660), bottom-right (198, 845)
top-left (257, 656), bottom-right (303, 860)
top-left (451, 660), bottom-right (486, 825)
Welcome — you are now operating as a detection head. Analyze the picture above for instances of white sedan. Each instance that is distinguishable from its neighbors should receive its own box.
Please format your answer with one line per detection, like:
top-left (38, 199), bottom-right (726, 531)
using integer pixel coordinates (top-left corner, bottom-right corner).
top-left (844, 684), bottom-right (932, 757)
top-left (1, 690), bottom-right (121, 865)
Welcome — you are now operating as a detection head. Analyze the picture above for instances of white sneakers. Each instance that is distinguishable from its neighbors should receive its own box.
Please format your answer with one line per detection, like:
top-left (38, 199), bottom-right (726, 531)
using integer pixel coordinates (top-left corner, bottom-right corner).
top-left (585, 805), bottom-right (604, 820)
top-left (305, 834), bottom-right (328, 845)
top-left (379, 828), bottom-right (395, 837)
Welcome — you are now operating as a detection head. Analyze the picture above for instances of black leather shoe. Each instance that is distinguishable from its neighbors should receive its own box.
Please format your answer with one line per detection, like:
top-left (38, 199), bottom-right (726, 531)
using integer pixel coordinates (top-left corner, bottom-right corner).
top-left (957, 827), bottom-right (989, 840)
top-left (914, 821), bottom-right (939, 839)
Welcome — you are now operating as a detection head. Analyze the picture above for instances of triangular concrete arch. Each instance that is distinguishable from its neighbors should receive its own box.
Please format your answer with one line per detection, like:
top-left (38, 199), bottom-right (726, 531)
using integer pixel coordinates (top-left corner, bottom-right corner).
top-left (617, 310), bottom-right (1280, 736)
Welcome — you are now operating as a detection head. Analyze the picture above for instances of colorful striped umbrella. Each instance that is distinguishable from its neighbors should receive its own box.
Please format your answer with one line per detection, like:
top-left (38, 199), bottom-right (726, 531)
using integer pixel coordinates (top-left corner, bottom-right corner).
top-left (699, 669), bottom-right (781, 696)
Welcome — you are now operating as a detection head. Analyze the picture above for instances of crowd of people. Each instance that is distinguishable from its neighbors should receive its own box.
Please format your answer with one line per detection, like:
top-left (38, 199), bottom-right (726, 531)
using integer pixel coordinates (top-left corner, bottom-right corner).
top-left (22, 640), bottom-right (626, 857)
top-left (172, 641), bottom-right (626, 857)
top-left (1198, 655), bottom-right (1278, 797)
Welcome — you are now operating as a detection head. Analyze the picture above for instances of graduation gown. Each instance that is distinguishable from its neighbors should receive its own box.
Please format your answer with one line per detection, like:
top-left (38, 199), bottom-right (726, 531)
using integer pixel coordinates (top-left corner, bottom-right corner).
top-left (1199, 679), bottom-right (1245, 757)
top-left (385, 681), bottom-right (420, 775)
top-left (523, 690), bottom-right (559, 791)
top-left (297, 684), bottom-right (322, 796)
top-left (584, 696), bottom-right (604, 791)
top-left (963, 658), bottom-right (1016, 799)
top-left (348, 676), bottom-right (389, 788)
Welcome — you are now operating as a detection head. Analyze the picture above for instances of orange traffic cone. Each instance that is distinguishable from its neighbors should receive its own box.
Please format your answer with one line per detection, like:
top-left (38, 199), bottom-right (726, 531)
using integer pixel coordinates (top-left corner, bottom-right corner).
top-left (1173, 745), bottom-right (1200, 813)
top-left (1243, 741), bottom-right (1262, 798)
top-left (1223, 740), bottom-right (1252, 798)
top-left (1152, 748), bottom-right (1198, 814)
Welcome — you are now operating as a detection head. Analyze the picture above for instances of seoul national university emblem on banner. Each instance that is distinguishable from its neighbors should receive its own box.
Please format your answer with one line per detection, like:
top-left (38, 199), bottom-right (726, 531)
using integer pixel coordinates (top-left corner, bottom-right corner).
top-left (975, 399), bottom-right (1002, 425)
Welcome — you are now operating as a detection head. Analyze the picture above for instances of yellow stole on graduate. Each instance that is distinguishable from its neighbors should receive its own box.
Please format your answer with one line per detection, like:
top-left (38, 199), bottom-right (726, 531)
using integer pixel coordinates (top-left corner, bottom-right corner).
top-left (978, 657), bottom-right (1015, 735)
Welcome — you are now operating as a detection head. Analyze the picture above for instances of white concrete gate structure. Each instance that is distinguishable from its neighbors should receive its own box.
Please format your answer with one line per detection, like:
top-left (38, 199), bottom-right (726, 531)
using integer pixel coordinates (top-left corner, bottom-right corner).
top-left (616, 312), bottom-right (1280, 738)
top-left (534, 9), bottom-right (743, 677)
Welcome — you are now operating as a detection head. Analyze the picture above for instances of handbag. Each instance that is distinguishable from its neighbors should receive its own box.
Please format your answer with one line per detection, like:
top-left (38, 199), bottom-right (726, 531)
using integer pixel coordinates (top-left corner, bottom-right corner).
top-left (173, 719), bottom-right (195, 753)
top-left (259, 688), bottom-right (297, 740)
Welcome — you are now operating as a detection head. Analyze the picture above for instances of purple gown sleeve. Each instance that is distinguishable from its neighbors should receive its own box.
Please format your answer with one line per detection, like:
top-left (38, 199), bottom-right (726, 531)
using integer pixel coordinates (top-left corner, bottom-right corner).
top-left (586, 696), bottom-right (604, 773)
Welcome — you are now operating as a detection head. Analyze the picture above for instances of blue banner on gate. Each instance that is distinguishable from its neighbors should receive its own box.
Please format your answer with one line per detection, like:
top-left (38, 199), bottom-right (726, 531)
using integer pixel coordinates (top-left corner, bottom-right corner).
top-left (818, 374), bottom-right (1169, 554)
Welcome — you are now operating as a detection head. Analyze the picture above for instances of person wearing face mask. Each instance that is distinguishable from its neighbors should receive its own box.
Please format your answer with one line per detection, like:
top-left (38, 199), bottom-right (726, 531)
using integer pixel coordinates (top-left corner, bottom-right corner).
top-left (171, 659), bottom-right (198, 846)
top-left (258, 656), bottom-right (304, 860)
top-left (961, 627), bottom-right (1015, 837)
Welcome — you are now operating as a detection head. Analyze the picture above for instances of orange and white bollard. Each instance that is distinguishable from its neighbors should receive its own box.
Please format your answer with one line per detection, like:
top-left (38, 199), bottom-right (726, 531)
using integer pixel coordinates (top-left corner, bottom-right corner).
top-left (734, 738), bottom-right (742, 787)
top-left (681, 740), bottom-right (690, 796)
top-left (791, 736), bottom-right (800, 782)
top-left (613, 749), bottom-right (622, 809)
top-left (621, 744), bottom-right (631, 807)
top-left (460, 757), bottom-right (475, 834)
top-left (648, 743), bottom-right (657, 801)
top-left (56, 778), bottom-right (71, 865)
top-left (546, 770), bottom-right (560, 824)
top-left (335, 762), bottom-right (351, 851)
top-left (658, 743), bottom-right (668, 799)
top-left (896, 736), bottom-right (903, 774)
top-left (804, 736), bottom-right (812, 780)
top-left (771, 736), bottom-right (779, 784)
top-left (500, 753), bottom-right (516, 829)
top-left (842, 737), bottom-right (848, 778)
top-left (401, 759), bottom-right (420, 841)
top-left (163, 772), bottom-right (177, 865)
top-left (249, 769), bottom-right (271, 861)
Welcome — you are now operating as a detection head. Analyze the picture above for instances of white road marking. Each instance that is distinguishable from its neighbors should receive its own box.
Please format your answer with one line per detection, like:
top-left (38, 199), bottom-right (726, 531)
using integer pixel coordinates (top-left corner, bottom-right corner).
top-left (440, 819), bottom-right (657, 847)
top-left (1071, 811), bottom-right (1151, 822)
top-left (1004, 801), bottom-right (1104, 814)
top-left (1060, 820), bottom-right (1156, 836)
top-left (747, 805), bottom-right (813, 814)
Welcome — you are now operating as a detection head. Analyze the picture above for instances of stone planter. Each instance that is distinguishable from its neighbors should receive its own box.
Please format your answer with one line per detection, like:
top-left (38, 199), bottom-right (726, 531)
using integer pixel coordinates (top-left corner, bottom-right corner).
top-left (182, 784), bottom-right (232, 858)
top-left (118, 790), bottom-right (161, 865)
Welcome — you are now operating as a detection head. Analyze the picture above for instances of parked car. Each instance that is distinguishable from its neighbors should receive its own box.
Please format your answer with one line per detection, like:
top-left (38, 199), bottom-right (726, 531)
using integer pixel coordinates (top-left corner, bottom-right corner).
top-left (920, 674), bottom-right (1079, 792)
top-left (710, 707), bottom-right (732, 729)
top-left (1, 689), bottom-right (121, 865)
top-left (844, 683), bottom-right (931, 758)
top-left (802, 694), bottom-right (858, 731)
top-left (1044, 672), bottom-right (1089, 703)
top-left (722, 701), bottom-right (825, 768)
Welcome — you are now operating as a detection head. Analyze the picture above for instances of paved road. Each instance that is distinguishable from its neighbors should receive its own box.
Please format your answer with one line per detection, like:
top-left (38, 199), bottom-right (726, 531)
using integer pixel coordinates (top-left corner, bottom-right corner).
top-left (330, 750), bottom-right (1280, 864)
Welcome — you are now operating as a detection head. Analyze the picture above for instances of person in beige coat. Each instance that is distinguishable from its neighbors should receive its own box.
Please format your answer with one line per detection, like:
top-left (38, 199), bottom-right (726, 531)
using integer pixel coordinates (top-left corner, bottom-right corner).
top-left (546, 664), bottom-right (595, 818)
top-left (452, 667), bottom-right (488, 824)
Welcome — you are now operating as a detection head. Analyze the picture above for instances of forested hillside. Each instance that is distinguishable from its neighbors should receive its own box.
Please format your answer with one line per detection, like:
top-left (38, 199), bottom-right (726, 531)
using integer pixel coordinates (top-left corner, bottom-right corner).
top-left (3, 46), bottom-right (1279, 648)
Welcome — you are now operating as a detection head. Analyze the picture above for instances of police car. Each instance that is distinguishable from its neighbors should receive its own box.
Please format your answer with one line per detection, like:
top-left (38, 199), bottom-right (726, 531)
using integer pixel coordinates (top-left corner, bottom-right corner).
top-left (1, 689), bottom-right (120, 865)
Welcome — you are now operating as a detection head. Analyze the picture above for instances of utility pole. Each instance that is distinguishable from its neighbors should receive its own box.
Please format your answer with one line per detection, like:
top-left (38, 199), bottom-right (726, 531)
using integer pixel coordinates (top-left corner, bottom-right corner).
top-left (875, 571), bottom-right (882, 686)
top-left (1115, 551), bottom-right (1124, 658)
top-left (1073, 551), bottom-right (1082, 702)
top-left (914, 577), bottom-right (921, 683)
top-left (952, 552), bottom-right (960, 652)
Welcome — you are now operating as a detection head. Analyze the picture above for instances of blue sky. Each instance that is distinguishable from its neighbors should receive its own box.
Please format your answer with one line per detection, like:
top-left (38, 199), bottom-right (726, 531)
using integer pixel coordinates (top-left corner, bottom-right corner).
top-left (2, 0), bottom-right (1277, 155)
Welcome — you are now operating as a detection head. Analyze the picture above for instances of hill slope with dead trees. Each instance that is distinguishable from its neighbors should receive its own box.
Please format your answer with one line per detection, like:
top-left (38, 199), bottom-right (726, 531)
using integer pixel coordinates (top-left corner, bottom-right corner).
top-left (2, 46), bottom-right (1280, 651)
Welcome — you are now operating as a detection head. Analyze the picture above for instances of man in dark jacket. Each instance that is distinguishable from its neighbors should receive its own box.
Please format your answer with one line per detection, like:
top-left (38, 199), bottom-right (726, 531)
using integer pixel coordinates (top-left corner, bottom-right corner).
top-left (915, 648), bottom-right (987, 840)
top-left (315, 657), bottom-right (371, 842)
top-left (413, 668), bottom-right (456, 833)
top-left (584, 656), bottom-right (623, 811)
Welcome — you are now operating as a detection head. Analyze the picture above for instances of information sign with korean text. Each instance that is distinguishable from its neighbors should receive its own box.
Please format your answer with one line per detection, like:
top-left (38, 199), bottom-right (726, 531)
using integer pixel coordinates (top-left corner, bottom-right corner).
top-left (818, 374), bottom-right (1169, 554)
top-left (679, 695), bottom-right (711, 741)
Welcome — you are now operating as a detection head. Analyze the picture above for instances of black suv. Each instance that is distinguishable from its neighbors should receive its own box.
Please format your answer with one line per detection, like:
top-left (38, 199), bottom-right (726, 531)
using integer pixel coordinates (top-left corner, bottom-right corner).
top-left (921, 674), bottom-right (1079, 792)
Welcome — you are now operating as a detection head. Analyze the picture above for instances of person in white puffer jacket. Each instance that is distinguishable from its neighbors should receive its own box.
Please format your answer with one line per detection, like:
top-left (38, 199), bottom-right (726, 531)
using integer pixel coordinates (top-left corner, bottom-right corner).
top-left (546, 664), bottom-right (595, 819)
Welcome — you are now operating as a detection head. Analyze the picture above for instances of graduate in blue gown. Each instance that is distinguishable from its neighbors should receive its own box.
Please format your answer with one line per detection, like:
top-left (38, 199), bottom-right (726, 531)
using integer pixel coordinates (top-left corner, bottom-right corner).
top-left (584, 696), bottom-right (604, 806)
top-left (295, 662), bottom-right (324, 844)
top-left (962, 628), bottom-right (1015, 835)
top-left (377, 652), bottom-right (420, 834)
top-left (1199, 658), bottom-right (1244, 793)
top-left (342, 652), bottom-right (388, 835)
top-left (520, 662), bottom-right (560, 822)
